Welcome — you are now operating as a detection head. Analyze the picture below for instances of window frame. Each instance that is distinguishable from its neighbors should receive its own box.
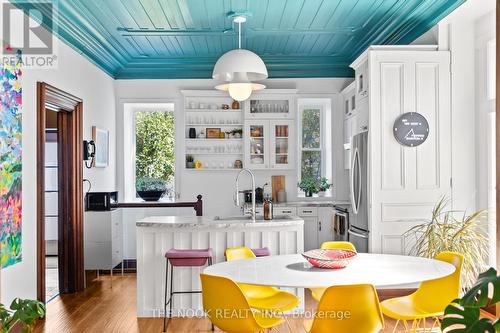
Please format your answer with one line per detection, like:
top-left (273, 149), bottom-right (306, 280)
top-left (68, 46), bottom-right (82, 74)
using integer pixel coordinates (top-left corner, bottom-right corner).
top-left (298, 103), bottom-right (327, 184)
top-left (122, 102), bottom-right (177, 202)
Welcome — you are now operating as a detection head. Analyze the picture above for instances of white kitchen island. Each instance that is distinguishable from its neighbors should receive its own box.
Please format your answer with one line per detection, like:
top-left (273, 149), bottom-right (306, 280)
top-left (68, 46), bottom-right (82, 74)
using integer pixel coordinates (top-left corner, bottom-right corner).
top-left (136, 215), bottom-right (304, 317)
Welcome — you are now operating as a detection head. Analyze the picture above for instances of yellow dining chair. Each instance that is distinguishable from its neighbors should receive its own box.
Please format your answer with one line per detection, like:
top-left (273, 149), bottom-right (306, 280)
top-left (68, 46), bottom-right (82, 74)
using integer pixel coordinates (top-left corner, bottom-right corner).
top-left (201, 274), bottom-right (284, 333)
top-left (225, 247), bottom-right (299, 331)
top-left (320, 241), bottom-right (357, 252)
top-left (304, 284), bottom-right (384, 333)
top-left (310, 241), bottom-right (357, 302)
top-left (380, 251), bottom-right (464, 333)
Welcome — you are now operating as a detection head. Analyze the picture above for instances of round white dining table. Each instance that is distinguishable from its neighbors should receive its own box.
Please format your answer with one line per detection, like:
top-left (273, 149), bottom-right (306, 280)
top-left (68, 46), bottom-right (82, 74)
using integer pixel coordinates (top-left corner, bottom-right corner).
top-left (203, 253), bottom-right (455, 288)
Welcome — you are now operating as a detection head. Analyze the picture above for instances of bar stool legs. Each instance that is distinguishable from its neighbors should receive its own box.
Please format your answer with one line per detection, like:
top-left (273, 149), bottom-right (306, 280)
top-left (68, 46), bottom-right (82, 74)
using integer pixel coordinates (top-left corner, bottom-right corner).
top-left (163, 254), bottom-right (213, 332)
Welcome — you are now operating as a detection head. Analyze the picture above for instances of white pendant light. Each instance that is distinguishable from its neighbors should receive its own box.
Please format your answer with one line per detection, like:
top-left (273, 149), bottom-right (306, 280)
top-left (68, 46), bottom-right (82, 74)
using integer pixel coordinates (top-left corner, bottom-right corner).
top-left (213, 15), bottom-right (267, 101)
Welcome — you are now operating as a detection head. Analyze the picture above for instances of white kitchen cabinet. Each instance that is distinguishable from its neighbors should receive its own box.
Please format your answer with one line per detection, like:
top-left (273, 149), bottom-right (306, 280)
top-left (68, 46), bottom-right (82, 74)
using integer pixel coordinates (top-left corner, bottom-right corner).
top-left (303, 217), bottom-right (319, 251)
top-left (244, 119), bottom-right (294, 170)
top-left (342, 82), bottom-right (356, 118)
top-left (355, 60), bottom-right (369, 101)
top-left (318, 207), bottom-right (336, 245)
top-left (343, 116), bottom-right (355, 169)
top-left (245, 90), bottom-right (296, 119)
top-left (298, 207), bottom-right (319, 251)
top-left (84, 210), bottom-right (124, 275)
top-left (350, 46), bottom-right (451, 254)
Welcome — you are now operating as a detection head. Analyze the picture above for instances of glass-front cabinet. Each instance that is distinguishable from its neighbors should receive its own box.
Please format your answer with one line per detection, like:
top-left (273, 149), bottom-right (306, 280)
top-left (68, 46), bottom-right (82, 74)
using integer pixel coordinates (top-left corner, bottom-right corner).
top-left (245, 120), bottom-right (294, 169)
top-left (245, 92), bottom-right (295, 119)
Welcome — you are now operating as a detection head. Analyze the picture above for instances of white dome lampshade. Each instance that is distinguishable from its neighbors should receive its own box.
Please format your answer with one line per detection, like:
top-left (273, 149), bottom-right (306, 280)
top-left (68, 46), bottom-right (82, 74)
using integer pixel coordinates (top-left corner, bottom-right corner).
top-left (212, 49), bottom-right (268, 82)
top-left (215, 72), bottom-right (265, 101)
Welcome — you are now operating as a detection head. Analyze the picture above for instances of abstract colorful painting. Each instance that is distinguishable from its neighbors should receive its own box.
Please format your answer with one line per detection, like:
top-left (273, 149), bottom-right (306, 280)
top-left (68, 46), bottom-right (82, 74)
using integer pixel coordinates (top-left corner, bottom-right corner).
top-left (0, 51), bottom-right (23, 268)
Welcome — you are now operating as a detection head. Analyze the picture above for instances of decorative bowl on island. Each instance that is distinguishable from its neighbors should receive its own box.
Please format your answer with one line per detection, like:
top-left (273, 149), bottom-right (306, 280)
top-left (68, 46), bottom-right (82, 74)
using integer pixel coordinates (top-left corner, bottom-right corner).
top-left (302, 249), bottom-right (357, 269)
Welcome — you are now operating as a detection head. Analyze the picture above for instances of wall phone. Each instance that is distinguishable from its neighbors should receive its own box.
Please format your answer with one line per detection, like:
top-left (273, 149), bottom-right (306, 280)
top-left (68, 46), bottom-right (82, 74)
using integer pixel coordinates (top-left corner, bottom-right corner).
top-left (83, 140), bottom-right (95, 168)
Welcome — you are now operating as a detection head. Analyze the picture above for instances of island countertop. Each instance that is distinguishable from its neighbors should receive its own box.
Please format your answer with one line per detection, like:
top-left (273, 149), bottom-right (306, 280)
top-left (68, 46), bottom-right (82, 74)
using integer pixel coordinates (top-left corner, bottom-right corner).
top-left (136, 215), bottom-right (304, 228)
top-left (136, 215), bottom-right (305, 317)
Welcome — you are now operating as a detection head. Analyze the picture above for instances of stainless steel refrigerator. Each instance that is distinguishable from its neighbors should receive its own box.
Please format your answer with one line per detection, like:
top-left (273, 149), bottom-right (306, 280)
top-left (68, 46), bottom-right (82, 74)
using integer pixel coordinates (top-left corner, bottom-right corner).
top-left (348, 131), bottom-right (369, 252)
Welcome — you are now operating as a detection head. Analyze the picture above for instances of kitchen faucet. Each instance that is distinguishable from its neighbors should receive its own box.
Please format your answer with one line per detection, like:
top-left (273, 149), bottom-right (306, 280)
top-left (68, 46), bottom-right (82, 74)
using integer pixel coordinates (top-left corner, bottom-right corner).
top-left (235, 168), bottom-right (256, 221)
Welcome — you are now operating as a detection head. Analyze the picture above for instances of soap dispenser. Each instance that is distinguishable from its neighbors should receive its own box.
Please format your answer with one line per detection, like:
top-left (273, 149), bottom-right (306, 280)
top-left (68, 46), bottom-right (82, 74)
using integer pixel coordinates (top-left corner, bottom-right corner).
top-left (263, 194), bottom-right (273, 220)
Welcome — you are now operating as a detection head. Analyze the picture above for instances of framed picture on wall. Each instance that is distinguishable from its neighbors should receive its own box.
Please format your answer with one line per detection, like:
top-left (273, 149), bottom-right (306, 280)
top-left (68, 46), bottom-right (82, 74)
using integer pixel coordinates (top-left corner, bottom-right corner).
top-left (92, 126), bottom-right (109, 167)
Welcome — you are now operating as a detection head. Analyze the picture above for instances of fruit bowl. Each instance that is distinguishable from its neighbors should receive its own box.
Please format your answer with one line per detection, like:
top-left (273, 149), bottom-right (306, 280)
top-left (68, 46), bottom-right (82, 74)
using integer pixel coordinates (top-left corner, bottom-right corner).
top-left (302, 249), bottom-right (357, 269)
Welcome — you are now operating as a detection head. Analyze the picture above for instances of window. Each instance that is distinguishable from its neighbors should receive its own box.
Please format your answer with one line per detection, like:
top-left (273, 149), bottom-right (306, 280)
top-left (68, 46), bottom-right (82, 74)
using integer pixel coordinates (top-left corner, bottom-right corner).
top-left (134, 111), bottom-right (175, 195)
top-left (123, 103), bottom-right (175, 201)
top-left (298, 99), bottom-right (332, 196)
top-left (301, 108), bottom-right (323, 180)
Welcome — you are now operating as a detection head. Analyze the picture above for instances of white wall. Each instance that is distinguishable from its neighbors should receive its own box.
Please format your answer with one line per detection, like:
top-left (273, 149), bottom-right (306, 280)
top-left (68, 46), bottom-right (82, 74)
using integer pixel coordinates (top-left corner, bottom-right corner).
top-left (114, 78), bottom-right (351, 218)
top-left (0, 15), bottom-right (117, 304)
top-left (437, 0), bottom-right (496, 212)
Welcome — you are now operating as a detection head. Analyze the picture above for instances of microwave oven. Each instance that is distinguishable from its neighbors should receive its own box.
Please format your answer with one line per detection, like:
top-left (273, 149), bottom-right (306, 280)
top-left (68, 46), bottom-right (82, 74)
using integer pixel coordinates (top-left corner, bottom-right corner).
top-left (85, 191), bottom-right (118, 211)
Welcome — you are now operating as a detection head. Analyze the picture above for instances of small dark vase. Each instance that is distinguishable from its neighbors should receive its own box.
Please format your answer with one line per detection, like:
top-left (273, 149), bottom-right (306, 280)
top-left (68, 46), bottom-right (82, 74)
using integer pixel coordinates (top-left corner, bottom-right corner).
top-left (189, 128), bottom-right (196, 138)
top-left (306, 191), bottom-right (314, 197)
top-left (137, 190), bottom-right (165, 202)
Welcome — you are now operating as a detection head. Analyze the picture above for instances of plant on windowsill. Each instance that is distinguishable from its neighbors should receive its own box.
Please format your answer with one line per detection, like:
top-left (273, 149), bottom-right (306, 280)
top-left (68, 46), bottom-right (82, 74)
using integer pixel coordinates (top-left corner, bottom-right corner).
top-left (186, 155), bottom-right (195, 169)
top-left (0, 298), bottom-right (45, 333)
top-left (404, 196), bottom-right (489, 291)
top-left (441, 267), bottom-right (499, 332)
top-left (298, 178), bottom-right (319, 197)
top-left (136, 177), bottom-right (167, 202)
top-left (318, 177), bottom-right (332, 197)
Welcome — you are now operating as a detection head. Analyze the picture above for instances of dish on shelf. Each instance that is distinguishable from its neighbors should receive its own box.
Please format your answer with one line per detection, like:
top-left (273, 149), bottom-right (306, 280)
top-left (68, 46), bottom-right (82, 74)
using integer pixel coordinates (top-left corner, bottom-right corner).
top-left (302, 249), bottom-right (357, 269)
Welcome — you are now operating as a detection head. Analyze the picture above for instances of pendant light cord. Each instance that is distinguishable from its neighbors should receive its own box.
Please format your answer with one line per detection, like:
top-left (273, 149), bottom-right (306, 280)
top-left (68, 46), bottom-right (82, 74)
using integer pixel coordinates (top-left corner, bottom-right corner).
top-left (238, 21), bottom-right (241, 49)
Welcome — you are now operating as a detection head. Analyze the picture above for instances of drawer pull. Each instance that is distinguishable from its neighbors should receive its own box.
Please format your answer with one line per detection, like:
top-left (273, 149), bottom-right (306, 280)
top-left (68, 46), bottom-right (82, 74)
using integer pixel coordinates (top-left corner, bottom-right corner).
top-left (282, 210), bottom-right (292, 214)
top-left (303, 210), bottom-right (313, 213)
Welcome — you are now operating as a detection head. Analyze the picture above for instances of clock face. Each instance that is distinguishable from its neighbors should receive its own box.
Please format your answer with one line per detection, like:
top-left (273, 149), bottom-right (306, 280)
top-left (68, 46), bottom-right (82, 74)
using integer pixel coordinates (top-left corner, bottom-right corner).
top-left (393, 112), bottom-right (429, 147)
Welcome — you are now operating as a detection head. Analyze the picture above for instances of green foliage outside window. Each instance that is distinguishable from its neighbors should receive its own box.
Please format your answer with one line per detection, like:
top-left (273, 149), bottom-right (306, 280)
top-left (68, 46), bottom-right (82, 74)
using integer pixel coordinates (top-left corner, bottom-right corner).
top-left (301, 109), bottom-right (322, 180)
top-left (135, 111), bottom-right (175, 186)
top-left (302, 109), bottom-right (321, 148)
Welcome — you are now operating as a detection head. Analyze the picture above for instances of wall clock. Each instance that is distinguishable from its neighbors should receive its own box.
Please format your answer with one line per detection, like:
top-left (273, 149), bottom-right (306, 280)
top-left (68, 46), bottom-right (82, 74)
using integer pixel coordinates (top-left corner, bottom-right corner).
top-left (393, 112), bottom-right (429, 147)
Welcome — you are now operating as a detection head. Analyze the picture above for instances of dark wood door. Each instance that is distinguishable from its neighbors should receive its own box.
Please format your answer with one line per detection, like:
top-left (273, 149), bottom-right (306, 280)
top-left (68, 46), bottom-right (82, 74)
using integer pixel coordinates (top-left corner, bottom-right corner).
top-left (37, 82), bottom-right (84, 302)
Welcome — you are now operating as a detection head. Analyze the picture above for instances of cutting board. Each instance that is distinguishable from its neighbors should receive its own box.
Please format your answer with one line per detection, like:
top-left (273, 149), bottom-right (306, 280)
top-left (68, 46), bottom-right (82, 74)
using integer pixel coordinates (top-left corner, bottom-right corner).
top-left (271, 176), bottom-right (285, 202)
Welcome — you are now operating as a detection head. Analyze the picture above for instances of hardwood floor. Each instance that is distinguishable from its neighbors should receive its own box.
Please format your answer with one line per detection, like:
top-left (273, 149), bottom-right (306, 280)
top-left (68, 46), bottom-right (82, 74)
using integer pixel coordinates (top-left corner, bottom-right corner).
top-left (34, 273), bottom-right (429, 332)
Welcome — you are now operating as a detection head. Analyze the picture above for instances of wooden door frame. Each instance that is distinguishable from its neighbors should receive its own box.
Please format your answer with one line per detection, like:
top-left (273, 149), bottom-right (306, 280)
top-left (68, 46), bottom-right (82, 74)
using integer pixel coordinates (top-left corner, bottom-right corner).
top-left (37, 82), bottom-right (84, 302)
top-left (496, 0), bottom-right (499, 317)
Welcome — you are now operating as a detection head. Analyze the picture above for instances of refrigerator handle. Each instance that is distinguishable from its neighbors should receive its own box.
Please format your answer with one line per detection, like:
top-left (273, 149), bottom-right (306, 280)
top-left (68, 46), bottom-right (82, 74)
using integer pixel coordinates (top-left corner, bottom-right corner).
top-left (356, 146), bottom-right (362, 213)
top-left (350, 147), bottom-right (357, 213)
top-left (350, 147), bottom-right (360, 214)
top-left (348, 229), bottom-right (368, 239)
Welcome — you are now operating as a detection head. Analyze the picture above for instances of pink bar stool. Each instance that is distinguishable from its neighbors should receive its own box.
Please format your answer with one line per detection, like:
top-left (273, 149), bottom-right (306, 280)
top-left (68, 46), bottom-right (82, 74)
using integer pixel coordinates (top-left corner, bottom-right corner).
top-left (163, 248), bottom-right (213, 332)
top-left (251, 247), bottom-right (271, 257)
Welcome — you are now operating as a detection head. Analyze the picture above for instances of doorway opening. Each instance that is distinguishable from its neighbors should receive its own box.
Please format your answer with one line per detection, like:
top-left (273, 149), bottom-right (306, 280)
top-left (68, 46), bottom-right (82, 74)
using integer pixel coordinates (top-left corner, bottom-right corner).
top-left (37, 82), bottom-right (85, 303)
top-left (44, 110), bottom-right (59, 301)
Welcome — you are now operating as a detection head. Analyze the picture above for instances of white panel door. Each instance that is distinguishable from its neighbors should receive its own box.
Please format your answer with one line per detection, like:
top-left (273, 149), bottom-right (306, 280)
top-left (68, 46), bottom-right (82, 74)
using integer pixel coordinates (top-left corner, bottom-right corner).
top-left (369, 51), bottom-right (451, 254)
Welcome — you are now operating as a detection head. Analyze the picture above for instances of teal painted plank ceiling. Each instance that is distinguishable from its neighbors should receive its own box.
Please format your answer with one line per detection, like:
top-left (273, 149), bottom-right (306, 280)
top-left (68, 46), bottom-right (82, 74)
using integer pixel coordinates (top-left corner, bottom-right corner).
top-left (10, 0), bottom-right (465, 79)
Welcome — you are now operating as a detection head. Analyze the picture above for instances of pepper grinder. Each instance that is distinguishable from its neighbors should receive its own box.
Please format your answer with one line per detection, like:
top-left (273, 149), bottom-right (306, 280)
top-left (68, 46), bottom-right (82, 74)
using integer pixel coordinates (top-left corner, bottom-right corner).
top-left (263, 194), bottom-right (273, 220)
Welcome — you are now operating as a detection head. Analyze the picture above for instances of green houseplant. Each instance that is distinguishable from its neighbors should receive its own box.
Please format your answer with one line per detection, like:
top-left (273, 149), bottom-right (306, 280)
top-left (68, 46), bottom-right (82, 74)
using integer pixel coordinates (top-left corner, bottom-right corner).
top-left (441, 267), bottom-right (499, 332)
top-left (185, 155), bottom-right (194, 169)
top-left (318, 177), bottom-right (332, 197)
top-left (136, 176), bottom-right (167, 202)
top-left (404, 197), bottom-right (489, 291)
top-left (298, 178), bottom-right (319, 197)
top-left (0, 298), bottom-right (45, 332)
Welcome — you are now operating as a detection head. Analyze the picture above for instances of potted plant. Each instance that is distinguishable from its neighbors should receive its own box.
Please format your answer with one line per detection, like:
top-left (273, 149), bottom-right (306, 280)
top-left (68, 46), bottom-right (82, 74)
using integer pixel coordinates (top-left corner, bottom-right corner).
top-left (441, 267), bottom-right (499, 332)
top-left (318, 177), bottom-right (332, 197)
top-left (231, 128), bottom-right (243, 138)
top-left (185, 155), bottom-right (194, 169)
top-left (298, 178), bottom-right (319, 197)
top-left (404, 197), bottom-right (489, 291)
top-left (136, 177), bottom-right (167, 202)
top-left (0, 298), bottom-right (45, 332)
